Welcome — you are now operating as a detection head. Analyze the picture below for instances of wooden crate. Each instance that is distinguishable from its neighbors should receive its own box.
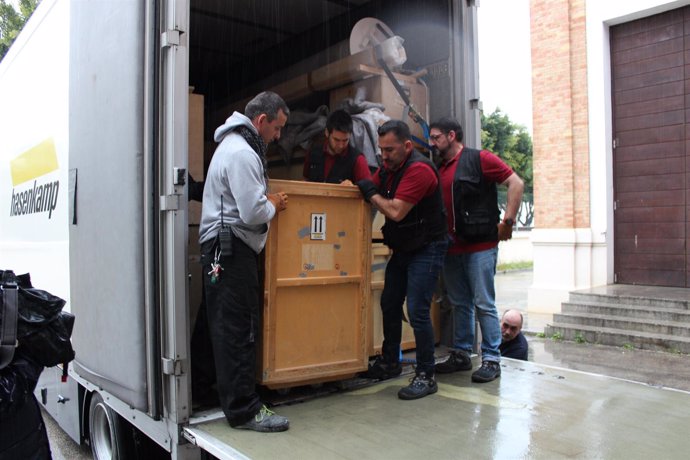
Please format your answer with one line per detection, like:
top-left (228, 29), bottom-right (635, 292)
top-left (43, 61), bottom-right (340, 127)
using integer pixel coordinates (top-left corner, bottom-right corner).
top-left (368, 243), bottom-right (442, 357)
top-left (372, 210), bottom-right (385, 240)
top-left (260, 180), bottom-right (371, 388)
top-left (266, 147), bottom-right (308, 181)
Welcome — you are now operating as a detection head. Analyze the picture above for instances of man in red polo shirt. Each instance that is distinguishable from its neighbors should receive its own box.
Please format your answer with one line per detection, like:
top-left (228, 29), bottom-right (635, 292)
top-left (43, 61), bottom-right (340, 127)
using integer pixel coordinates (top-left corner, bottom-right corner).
top-left (430, 117), bottom-right (524, 383)
top-left (356, 120), bottom-right (448, 400)
top-left (303, 109), bottom-right (371, 184)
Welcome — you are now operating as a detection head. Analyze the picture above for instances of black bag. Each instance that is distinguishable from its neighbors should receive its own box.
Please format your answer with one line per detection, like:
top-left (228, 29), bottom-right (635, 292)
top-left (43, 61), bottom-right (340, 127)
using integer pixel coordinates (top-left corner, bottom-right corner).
top-left (0, 270), bottom-right (75, 369)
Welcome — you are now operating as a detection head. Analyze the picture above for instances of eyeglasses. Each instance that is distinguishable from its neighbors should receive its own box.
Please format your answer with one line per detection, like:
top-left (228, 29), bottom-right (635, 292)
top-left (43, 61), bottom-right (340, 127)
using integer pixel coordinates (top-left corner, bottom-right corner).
top-left (429, 133), bottom-right (447, 142)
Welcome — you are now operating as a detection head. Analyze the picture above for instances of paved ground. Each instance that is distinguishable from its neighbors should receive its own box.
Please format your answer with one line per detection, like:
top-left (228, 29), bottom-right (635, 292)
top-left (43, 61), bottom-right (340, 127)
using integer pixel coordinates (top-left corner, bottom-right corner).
top-left (43, 269), bottom-right (690, 458)
top-left (495, 268), bottom-right (548, 333)
top-left (43, 411), bottom-right (91, 459)
top-left (193, 355), bottom-right (690, 460)
top-left (527, 336), bottom-right (690, 392)
top-left (495, 269), bottom-right (690, 391)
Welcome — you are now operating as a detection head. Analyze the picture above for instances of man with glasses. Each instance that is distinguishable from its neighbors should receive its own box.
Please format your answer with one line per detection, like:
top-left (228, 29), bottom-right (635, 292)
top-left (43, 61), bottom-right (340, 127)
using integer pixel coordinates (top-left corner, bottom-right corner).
top-left (430, 117), bottom-right (524, 383)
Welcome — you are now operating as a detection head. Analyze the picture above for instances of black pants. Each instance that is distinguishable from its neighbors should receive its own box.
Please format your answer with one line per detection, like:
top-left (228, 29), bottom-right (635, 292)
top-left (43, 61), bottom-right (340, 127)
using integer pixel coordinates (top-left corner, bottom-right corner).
top-left (201, 236), bottom-right (262, 427)
top-left (0, 395), bottom-right (51, 459)
top-left (190, 281), bottom-right (216, 404)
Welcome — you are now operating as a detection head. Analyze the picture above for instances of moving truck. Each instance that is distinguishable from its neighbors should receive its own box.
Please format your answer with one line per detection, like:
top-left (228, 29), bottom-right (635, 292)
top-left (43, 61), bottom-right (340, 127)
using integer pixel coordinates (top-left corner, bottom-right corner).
top-left (0, 0), bottom-right (480, 458)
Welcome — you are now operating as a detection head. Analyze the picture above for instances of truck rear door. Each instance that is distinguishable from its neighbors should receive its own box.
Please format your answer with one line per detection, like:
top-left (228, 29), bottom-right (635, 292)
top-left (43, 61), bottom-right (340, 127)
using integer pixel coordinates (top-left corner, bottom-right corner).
top-left (68, 0), bottom-right (165, 416)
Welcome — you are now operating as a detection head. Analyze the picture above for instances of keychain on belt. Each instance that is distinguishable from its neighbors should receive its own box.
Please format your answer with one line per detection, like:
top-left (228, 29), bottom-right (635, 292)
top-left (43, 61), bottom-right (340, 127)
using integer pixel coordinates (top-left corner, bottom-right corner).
top-left (210, 195), bottom-right (227, 284)
top-left (209, 246), bottom-right (223, 284)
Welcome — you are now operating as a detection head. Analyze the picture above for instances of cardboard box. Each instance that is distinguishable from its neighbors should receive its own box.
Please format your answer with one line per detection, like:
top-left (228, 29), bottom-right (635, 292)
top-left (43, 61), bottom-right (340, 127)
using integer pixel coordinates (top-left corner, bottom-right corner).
top-left (329, 74), bottom-right (428, 141)
top-left (189, 91), bottom-right (204, 225)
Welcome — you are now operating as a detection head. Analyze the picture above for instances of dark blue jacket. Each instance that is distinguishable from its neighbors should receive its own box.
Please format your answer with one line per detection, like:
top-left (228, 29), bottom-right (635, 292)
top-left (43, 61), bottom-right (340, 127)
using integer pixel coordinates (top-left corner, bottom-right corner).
top-left (500, 333), bottom-right (528, 361)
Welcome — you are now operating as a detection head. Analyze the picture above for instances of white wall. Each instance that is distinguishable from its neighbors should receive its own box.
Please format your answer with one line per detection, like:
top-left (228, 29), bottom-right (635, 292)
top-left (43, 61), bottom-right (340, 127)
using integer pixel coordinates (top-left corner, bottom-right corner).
top-left (497, 230), bottom-right (532, 264)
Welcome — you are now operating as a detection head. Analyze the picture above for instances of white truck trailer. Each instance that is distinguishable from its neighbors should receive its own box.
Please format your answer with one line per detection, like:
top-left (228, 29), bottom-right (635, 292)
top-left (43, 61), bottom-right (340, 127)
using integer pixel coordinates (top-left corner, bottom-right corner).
top-left (0, 0), bottom-right (481, 458)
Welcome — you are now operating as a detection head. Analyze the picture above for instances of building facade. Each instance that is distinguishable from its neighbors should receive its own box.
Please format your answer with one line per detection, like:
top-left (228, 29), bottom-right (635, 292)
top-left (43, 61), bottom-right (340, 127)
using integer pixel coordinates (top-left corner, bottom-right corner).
top-left (529, 0), bottom-right (690, 312)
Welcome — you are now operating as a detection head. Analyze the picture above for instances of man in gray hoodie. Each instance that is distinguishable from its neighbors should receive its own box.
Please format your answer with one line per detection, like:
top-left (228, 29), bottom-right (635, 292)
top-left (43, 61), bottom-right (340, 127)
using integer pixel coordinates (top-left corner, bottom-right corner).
top-left (199, 91), bottom-right (290, 432)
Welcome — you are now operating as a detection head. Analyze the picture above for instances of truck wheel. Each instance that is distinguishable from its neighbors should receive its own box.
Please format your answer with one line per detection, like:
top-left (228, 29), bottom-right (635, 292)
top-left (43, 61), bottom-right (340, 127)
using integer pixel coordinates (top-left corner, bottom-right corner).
top-left (88, 392), bottom-right (132, 460)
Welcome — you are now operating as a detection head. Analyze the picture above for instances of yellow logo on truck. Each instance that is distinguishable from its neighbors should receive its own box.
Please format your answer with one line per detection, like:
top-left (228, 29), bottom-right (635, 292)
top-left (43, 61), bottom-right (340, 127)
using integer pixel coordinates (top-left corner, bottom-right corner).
top-left (10, 138), bottom-right (59, 186)
top-left (9, 139), bottom-right (61, 219)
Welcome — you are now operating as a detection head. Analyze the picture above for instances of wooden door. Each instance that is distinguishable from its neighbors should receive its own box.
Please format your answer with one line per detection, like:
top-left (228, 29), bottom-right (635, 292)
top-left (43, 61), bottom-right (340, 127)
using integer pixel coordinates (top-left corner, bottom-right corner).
top-left (611, 8), bottom-right (689, 287)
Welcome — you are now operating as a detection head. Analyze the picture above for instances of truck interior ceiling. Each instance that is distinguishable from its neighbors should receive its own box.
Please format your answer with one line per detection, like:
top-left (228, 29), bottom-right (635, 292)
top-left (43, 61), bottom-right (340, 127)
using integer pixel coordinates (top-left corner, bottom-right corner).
top-left (189, 0), bottom-right (455, 165)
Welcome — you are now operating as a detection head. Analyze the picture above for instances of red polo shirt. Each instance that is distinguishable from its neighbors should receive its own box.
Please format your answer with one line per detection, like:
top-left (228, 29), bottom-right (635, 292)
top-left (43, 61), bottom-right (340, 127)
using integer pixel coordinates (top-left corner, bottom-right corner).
top-left (302, 143), bottom-right (372, 182)
top-left (438, 147), bottom-right (513, 254)
top-left (372, 154), bottom-right (438, 204)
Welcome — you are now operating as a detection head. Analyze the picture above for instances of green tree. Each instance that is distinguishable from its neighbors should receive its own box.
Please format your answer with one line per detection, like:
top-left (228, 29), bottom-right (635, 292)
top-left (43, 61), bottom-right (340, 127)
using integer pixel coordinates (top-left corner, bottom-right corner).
top-left (481, 108), bottom-right (534, 227)
top-left (0, 0), bottom-right (40, 62)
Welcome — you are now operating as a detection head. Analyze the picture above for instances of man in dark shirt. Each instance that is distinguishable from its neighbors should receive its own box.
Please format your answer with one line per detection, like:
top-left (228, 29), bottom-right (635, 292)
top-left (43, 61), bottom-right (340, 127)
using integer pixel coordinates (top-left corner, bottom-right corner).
top-left (303, 109), bottom-right (371, 184)
top-left (356, 120), bottom-right (448, 400)
top-left (499, 309), bottom-right (528, 361)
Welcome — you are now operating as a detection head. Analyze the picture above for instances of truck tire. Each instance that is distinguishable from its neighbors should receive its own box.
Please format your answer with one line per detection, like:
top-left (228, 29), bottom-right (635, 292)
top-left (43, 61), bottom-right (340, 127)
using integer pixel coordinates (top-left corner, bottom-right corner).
top-left (88, 392), bottom-right (133, 460)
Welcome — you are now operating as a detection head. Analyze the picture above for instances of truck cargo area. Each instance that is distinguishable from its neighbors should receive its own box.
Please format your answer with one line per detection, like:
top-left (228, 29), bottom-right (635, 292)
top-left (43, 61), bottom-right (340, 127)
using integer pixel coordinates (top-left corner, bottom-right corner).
top-left (186, 0), bottom-right (476, 190)
top-left (186, 0), bottom-right (477, 395)
top-left (183, 356), bottom-right (690, 459)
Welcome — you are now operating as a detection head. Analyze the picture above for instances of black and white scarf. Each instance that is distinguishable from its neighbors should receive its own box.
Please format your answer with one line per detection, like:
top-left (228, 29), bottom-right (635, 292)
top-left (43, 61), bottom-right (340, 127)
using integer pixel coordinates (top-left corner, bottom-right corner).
top-left (235, 125), bottom-right (268, 180)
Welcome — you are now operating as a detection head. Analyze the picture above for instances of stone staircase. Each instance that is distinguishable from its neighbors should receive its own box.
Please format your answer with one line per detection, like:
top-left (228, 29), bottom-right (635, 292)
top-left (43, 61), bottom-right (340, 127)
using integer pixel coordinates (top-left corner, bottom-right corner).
top-left (545, 289), bottom-right (690, 353)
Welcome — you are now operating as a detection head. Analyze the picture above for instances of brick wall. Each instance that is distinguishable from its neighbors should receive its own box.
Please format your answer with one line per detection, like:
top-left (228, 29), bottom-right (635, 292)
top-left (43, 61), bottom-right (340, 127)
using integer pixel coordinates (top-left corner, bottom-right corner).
top-left (530, 0), bottom-right (590, 228)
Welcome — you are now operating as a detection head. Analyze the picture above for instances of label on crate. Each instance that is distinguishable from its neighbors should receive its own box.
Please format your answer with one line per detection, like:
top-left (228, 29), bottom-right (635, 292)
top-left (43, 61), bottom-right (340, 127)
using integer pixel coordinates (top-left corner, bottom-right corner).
top-left (310, 213), bottom-right (326, 240)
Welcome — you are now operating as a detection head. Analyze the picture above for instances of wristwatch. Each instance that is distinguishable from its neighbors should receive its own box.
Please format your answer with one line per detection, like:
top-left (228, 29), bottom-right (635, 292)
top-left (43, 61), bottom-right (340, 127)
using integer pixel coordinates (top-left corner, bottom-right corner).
top-left (503, 218), bottom-right (514, 227)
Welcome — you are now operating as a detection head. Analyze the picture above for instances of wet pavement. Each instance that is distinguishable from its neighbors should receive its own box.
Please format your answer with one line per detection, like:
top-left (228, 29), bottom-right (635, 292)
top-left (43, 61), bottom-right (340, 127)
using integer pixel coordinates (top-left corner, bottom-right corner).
top-left (495, 269), bottom-right (690, 392)
top-left (527, 336), bottom-right (690, 392)
top-left (191, 270), bottom-right (690, 459)
top-left (45, 271), bottom-right (690, 460)
top-left (193, 354), bottom-right (690, 459)
top-left (495, 268), bottom-right (550, 333)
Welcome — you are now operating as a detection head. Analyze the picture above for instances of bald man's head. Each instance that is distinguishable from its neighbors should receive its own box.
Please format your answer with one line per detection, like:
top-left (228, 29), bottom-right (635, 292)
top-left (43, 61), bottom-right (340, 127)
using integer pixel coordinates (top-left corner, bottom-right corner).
top-left (501, 310), bottom-right (523, 342)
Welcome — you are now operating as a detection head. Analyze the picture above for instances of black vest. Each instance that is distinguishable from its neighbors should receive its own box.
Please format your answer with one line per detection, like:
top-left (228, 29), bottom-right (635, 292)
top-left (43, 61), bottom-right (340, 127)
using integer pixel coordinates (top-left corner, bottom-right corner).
top-left (307, 143), bottom-right (360, 183)
top-left (452, 148), bottom-right (500, 243)
top-left (378, 151), bottom-right (447, 252)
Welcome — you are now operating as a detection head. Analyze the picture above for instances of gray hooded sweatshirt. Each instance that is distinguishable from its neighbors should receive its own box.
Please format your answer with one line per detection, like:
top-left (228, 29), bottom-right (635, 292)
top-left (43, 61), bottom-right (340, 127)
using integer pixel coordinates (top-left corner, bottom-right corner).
top-left (199, 112), bottom-right (276, 253)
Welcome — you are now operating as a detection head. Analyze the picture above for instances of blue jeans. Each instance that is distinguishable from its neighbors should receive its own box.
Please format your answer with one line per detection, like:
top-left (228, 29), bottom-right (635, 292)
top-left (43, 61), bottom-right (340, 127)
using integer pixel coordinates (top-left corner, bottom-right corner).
top-left (443, 247), bottom-right (501, 362)
top-left (380, 239), bottom-right (448, 375)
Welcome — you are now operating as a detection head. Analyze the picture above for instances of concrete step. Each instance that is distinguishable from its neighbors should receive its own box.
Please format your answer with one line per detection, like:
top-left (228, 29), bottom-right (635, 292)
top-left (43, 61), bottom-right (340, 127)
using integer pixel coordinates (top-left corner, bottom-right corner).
top-left (552, 312), bottom-right (690, 337)
top-left (544, 322), bottom-right (690, 353)
top-left (568, 291), bottom-right (689, 311)
top-left (561, 301), bottom-right (690, 323)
